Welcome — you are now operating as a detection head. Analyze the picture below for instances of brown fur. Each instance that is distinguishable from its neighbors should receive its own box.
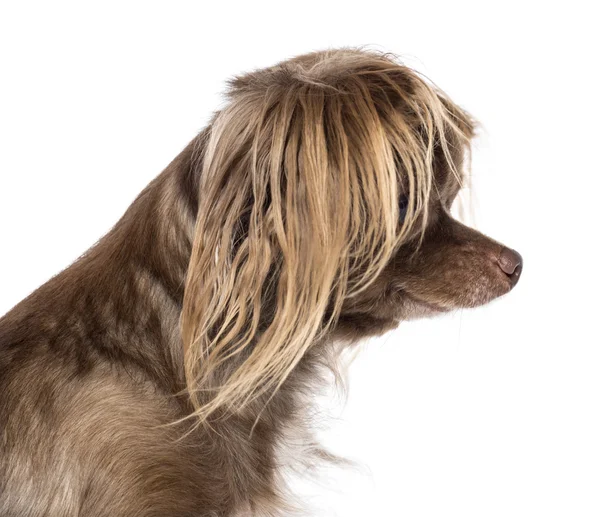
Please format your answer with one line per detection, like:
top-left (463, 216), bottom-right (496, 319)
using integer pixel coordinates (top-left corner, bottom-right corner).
top-left (0, 49), bottom-right (521, 516)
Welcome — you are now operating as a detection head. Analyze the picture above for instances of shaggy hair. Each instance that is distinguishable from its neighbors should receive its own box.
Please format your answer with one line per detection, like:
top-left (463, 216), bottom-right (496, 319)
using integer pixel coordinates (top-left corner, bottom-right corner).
top-left (0, 48), bottom-right (522, 516)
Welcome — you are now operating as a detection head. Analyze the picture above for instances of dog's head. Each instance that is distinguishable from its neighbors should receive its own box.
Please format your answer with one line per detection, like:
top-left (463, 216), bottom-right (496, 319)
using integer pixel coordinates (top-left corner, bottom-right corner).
top-left (180, 49), bottom-right (522, 418)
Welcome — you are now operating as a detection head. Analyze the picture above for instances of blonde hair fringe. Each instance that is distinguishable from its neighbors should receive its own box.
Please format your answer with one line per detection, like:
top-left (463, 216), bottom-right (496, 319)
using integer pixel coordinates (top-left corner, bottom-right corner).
top-left (180, 49), bottom-right (474, 424)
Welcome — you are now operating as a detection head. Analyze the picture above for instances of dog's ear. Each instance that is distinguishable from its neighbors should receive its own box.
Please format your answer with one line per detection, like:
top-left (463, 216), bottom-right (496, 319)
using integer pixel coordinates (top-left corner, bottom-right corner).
top-left (180, 53), bottom-right (470, 421)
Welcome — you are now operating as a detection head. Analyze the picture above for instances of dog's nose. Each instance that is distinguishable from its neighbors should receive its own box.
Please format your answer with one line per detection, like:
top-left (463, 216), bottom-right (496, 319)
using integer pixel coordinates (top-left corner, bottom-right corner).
top-left (497, 247), bottom-right (523, 285)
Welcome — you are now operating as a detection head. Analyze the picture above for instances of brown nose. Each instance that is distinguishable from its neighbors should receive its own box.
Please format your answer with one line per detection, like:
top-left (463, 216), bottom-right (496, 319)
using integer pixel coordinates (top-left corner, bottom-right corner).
top-left (498, 247), bottom-right (523, 285)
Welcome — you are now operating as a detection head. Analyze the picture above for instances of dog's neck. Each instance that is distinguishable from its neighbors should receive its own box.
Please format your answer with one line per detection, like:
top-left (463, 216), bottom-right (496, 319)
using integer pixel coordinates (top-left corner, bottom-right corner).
top-left (92, 140), bottom-right (330, 510)
top-left (90, 137), bottom-right (204, 385)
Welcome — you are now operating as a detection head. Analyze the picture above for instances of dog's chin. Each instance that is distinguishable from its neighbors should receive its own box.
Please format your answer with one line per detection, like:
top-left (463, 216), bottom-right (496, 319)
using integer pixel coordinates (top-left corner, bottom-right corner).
top-left (334, 296), bottom-right (447, 341)
top-left (397, 294), bottom-right (450, 320)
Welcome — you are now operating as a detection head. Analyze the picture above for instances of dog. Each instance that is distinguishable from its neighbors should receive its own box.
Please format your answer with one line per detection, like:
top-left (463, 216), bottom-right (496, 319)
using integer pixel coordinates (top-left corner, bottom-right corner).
top-left (0, 48), bottom-right (522, 516)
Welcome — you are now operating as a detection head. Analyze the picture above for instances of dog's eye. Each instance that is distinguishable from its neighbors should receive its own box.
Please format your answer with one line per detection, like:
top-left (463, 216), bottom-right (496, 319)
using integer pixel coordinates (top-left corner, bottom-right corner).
top-left (399, 195), bottom-right (409, 222)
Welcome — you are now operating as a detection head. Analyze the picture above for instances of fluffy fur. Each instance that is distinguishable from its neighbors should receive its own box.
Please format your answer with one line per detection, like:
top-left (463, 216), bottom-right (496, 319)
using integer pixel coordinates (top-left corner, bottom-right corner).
top-left (0, 48), bottom-right (522, 516)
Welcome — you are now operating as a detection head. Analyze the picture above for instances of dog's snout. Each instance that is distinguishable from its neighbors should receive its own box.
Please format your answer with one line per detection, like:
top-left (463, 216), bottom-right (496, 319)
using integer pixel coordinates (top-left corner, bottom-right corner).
top-left (497, 247), bottom-right (523, 285)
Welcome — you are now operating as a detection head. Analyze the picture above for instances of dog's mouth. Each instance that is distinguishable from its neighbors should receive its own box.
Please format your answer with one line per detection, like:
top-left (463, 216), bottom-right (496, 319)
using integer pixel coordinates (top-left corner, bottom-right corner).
top-left (398, 260), bottom-right (522, 316)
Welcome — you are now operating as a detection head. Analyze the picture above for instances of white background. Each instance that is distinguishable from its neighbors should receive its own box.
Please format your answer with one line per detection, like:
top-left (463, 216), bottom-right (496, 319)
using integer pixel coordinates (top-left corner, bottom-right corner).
top-left (1, 2), bottom-right (598, 516)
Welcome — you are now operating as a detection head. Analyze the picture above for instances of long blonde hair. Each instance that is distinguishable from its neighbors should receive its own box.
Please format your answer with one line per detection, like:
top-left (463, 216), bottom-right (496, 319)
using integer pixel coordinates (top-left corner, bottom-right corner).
top-left (180, 48), bottom-right (473, 422)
